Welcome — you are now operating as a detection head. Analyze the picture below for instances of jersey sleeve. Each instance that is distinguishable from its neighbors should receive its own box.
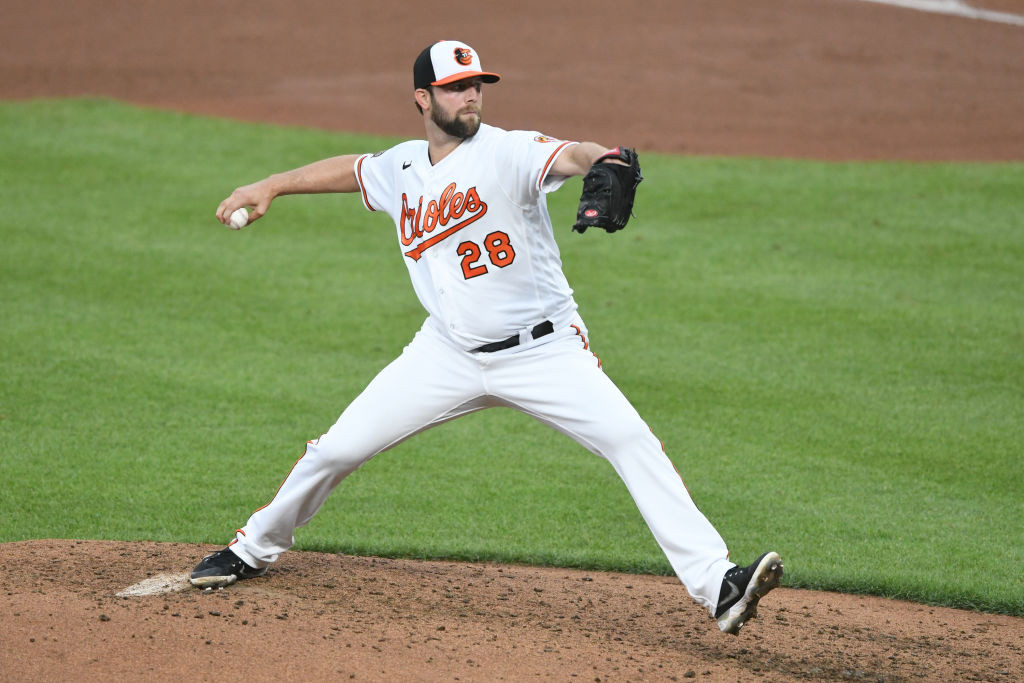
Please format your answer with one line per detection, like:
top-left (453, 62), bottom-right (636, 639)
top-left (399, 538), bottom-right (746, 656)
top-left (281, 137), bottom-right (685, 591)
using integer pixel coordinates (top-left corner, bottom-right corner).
top-left (496, 131), bottom-right (578, 205)
top-left (353, 154), bottom-right (377, 212)
top-left (354, 147), bottom-right (402, 214)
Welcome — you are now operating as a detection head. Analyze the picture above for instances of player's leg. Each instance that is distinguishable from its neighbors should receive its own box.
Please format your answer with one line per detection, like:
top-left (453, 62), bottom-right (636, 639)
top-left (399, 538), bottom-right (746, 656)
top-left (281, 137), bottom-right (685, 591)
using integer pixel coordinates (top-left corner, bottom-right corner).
top-left (486, 322), bottom-right (733, 612)
top-left (226, 323), bottom-right (492, 568)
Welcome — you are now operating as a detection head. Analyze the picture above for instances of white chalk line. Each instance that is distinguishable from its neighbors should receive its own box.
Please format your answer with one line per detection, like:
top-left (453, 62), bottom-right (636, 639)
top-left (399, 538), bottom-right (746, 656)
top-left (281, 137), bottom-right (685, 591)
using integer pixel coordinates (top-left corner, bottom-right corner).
top-left (116, 573), bottom-right (192, 597)
top-left (848, 0), bottom-right (1024, 26)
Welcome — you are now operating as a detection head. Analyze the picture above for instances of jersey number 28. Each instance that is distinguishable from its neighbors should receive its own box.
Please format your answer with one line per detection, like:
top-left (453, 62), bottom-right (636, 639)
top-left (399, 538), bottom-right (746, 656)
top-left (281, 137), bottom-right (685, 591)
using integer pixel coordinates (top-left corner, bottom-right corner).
top-left (457, 231), bottom-right (515, 279)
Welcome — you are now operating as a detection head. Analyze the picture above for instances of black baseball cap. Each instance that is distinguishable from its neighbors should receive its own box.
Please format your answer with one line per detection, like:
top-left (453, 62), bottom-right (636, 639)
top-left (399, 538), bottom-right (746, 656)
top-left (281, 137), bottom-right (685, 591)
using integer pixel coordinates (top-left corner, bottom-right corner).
top-left (414, 40), bottom-right (501, 89)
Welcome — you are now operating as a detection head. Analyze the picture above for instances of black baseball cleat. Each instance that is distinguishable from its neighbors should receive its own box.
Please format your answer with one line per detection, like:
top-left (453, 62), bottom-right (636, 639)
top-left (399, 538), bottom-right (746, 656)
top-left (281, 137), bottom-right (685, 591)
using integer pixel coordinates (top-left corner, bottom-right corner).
top-left (189, 547), bottom-right (268, 588)
top-left (715, 551), bottom-right (784, 635)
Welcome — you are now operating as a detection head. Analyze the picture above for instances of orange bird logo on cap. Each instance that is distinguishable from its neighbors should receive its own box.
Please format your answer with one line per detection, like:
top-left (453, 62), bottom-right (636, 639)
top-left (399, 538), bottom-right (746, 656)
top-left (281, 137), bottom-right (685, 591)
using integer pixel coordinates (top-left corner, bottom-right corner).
top-left (453, 47), bottom-right (474, 66)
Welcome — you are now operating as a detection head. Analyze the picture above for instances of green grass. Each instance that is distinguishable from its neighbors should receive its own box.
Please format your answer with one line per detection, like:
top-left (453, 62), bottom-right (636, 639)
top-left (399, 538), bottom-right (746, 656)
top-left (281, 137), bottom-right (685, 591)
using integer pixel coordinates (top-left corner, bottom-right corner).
top-left (1, 98), bottom-right (1021, 615)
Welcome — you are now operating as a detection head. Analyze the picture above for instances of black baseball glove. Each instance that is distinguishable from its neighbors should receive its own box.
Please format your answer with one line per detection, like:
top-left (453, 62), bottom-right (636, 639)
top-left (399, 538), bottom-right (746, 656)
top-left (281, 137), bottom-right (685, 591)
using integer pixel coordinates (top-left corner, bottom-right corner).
top-left (572, 147), bottom-right (643, 234)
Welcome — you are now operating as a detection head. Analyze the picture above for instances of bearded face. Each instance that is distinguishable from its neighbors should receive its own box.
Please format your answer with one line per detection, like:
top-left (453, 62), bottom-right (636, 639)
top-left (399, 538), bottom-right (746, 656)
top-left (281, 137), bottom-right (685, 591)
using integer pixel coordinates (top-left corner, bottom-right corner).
top-left (429, 86), bottom-right (482, 140)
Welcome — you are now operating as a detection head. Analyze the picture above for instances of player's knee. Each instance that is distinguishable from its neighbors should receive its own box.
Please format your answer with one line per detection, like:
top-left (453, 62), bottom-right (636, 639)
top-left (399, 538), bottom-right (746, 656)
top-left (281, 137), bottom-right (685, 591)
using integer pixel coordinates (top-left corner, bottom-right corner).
top-left (304, 437), bottom-right (370, 474)
top-left (598, 422), bottom-right (663, 458)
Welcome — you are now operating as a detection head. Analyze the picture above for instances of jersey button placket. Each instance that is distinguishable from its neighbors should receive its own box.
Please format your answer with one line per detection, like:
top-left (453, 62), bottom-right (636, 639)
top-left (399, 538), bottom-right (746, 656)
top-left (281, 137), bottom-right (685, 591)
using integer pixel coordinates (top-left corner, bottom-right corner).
top-left (434, 261), bottom-right (457, 333)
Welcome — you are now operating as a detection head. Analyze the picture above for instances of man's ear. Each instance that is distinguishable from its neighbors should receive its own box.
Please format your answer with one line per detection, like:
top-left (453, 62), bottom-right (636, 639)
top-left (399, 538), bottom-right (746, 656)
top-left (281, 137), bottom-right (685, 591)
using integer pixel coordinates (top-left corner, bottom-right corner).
top-left (414, 88), bottom-right (432, 112)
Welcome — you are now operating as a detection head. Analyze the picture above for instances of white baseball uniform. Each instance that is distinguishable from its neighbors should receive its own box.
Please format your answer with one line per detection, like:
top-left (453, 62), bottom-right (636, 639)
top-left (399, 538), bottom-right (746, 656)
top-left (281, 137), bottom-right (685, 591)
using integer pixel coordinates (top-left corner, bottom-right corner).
top-left (226, 123), bottom-right (734, 612)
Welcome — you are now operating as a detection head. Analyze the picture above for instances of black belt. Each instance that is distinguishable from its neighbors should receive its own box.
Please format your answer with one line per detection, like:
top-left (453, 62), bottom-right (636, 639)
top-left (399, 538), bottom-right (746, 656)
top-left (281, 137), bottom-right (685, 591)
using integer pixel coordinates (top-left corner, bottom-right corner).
top-left (472, 321), bottom-right (554, 353)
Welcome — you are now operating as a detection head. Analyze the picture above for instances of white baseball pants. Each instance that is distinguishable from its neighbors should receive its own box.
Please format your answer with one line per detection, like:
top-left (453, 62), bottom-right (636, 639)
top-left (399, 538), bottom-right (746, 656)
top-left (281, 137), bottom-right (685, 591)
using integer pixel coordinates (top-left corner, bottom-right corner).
top-left (228, 315), bottom-right (733, 611)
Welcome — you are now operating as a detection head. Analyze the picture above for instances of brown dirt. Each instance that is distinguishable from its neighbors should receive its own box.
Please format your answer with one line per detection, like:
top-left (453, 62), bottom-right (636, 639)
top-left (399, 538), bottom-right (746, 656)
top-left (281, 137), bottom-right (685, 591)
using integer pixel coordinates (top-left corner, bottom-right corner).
top-left (2, 540), bottom-right (1022, 682)
top-left (3, 0), bottom-right (1023, 160)
top-left (2, 1), bottom-right (1023, 680)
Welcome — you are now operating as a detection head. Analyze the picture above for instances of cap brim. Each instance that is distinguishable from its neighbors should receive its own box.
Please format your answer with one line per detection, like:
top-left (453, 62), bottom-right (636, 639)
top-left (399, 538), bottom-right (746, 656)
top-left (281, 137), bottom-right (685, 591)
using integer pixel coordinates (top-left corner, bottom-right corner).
top-left (431, 71), bottom-right (502, 86)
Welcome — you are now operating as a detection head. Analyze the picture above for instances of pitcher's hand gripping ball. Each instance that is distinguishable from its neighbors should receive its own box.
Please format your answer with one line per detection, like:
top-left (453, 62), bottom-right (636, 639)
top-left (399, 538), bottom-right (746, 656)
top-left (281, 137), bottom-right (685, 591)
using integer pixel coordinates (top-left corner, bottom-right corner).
top-left (572, 147), bottom-right (643, 234)
top-left (228, 207), bottom-right (249, 230)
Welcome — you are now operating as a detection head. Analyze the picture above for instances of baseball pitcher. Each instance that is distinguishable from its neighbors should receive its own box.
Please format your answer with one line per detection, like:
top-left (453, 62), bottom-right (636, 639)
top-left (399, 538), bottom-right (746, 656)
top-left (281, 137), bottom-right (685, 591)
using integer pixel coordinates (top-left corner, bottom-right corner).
top-left (191, 40), bottom-right (782, 635)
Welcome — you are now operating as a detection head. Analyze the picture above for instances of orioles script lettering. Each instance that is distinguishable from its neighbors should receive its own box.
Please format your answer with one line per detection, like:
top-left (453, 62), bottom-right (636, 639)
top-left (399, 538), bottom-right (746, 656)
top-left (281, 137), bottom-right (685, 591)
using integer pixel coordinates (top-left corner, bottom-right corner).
top-left (400, 183), bottom-right (488, 261)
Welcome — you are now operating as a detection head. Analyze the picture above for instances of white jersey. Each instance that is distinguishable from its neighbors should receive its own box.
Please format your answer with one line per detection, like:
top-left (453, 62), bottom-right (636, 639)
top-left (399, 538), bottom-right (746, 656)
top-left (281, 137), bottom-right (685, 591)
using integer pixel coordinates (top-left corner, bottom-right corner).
top-left (229, 126), bottom-right (740, 619)
top-left (355, 123), bottom-right (579, 351)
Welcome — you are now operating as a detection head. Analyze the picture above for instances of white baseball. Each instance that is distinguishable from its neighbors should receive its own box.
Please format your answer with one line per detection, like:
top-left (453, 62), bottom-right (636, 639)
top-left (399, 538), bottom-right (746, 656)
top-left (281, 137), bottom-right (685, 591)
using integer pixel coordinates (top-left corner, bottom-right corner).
top-left (228, 207), bottom-right (249, 230)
